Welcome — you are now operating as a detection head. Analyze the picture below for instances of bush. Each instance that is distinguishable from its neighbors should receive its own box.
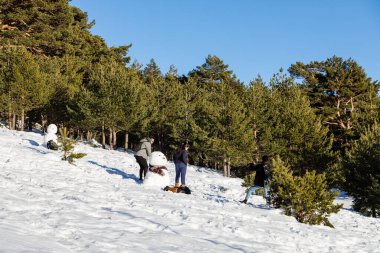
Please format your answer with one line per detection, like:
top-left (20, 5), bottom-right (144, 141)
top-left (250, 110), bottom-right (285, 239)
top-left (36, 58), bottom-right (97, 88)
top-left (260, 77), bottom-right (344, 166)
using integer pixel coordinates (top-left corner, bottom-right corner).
top-left (242, 171), bottom-right (264, 195)
top-left (58, 127), bottom-right (86, 165)
top-left (242, 172), bottom-right (256, 187)
top-left (270, 156), bottom-right (342, 228)
top-left (343, 123), bottom-right (380, 217)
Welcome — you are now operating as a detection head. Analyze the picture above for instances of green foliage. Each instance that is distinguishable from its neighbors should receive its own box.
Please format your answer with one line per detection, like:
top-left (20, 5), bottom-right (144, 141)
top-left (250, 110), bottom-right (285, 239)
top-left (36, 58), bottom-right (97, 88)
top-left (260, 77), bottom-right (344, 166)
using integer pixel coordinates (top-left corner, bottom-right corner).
top-left (188, 55), bottom-right (256, 168)
top-left (43, 55), bottom-right (85, 126)
top-left (1, 0), bottom-right (379, 199)
top-left (58, 127), bottom-right (86, 165)
top-left (242, 172), bottom-right (256, 187)
top-left (144, 61), bottom-right (185, 152)
top-left (246, 76), bottom-right (270, 149)
top-left (288, 56), bottom-right (379, 153)
top-left (343, 123), bottom-right (380, 217)
top-left (270, 156), bottom-right (343, 228)
top-left (256, 71), bottom-right (335, 178)
top-left (0, 0), bottom-right (128, 62)
top-left (0, 48), bottom-right (52, 115)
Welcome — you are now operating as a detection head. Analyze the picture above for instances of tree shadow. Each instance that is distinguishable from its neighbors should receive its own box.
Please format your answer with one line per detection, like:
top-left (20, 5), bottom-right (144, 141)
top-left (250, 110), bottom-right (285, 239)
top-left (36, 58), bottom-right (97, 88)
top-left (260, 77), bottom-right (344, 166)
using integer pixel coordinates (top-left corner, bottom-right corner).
top-left (88, 160), bottom-right (141, 184)
top-left (101, 207), bottom-right (179, 234)
top-left (249, 203), bottom-right (272, 210)
top-left (27, 147), bottom-right (48, 155)
top-left (25, 139), bottom-right (39, 146)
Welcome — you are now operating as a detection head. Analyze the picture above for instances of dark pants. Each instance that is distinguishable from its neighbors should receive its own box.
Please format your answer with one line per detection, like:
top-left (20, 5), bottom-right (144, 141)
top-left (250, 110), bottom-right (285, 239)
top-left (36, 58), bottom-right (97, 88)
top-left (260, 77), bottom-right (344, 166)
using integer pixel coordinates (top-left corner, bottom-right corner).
top-left (175, 162), bottom-right (187, 185)
top-left (135, 155), bottom-right (148, 180)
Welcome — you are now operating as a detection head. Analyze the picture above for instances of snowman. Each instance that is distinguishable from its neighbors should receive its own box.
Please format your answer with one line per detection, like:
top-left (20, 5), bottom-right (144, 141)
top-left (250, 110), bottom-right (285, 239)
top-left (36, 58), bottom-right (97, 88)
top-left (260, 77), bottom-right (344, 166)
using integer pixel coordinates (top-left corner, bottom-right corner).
top-left (43, 124), bottom-right (58, 150)
top-left (143, 151), bottom-right (170, 187)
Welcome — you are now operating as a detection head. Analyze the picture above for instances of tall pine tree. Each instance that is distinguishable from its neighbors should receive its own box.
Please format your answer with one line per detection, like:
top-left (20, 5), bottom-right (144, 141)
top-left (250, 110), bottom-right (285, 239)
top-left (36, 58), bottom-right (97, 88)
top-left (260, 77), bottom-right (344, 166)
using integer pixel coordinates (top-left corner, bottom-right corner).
top-left (288, 56), bottom-right (379, 152)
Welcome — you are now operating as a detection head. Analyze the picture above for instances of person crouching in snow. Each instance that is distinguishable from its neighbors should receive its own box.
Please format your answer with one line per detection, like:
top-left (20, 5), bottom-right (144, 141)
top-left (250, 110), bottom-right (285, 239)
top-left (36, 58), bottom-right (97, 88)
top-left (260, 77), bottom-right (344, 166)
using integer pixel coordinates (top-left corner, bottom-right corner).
top-left (134, 135), bottom-right (154, 181)
top-left (175, 143), bottom-right (190, 187)
top-left (240, 155), bottom-right (271, 204)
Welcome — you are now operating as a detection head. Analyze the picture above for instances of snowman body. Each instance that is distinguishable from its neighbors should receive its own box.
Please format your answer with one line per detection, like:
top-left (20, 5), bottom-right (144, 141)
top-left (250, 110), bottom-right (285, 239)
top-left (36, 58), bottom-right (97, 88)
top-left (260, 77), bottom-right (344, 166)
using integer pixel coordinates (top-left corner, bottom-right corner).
top-left (43, 124), bottom-right (58, 147)
top-left (144, 151), bottom-right (170, 187)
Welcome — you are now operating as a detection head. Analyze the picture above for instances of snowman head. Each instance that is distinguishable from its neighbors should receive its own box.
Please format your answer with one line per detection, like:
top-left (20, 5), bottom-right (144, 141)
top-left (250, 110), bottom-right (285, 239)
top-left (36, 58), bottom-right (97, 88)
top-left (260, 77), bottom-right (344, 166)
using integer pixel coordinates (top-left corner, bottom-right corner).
top-left (149, 151), bottom-right (168, 166)
top-left (47, 124), bottom-right (58, 134)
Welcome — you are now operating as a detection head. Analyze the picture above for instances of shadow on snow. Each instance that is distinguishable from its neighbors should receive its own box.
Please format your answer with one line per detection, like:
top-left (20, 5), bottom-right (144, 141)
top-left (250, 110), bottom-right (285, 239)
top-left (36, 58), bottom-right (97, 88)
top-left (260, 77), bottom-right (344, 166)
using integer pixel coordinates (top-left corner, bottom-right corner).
top-left (88, 160), bottom-right (141, 184)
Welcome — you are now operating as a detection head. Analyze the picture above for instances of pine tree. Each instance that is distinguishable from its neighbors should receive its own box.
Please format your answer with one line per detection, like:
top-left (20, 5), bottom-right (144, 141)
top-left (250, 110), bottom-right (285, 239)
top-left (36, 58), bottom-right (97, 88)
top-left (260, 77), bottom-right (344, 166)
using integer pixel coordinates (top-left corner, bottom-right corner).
top-left (118, 68), bottom-right (153, 151)
top-left (0, 0), bottom-right (129, 62)
top-left (153, 68), bottom-right (186, 152)
top-left (270, 156), bottom-right (343, 228)
top-left (172, 77), bottom-right (210, 165)
top-left (45, 55), bottom-right (85, 127)
top-left (143, 59), bottom-right (162, 85)
top-left (85, 58), bottom-right (128, 149)
top-left (343, 123), bottom-right (380, 217)
top-left (188, 55), bottom-right (254, 170)
top-left (245, 76), bottom-right (271, 159)
top-left (259, 71), bottom-right (334, 178)
top-left (0, 48), bottom-right (52, 130)
top-left (288, 56), bottom-right (379, 153)
top-left (0, 0), bottom-right (132, 130)
top-left (58, 127), bottom-right (86, 165)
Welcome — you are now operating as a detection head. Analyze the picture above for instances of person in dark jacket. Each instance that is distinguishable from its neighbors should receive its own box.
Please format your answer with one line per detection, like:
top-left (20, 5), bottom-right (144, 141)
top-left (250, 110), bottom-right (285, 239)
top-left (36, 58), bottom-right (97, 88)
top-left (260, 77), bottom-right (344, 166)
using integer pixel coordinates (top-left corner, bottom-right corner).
top-left (240, 155), bottom-right (270, 204)
top-left (135, 136), bottom-right (154, 181)
top-left (172, 144), bottom-right (182, 186)
top-left (175, 143), bottom-right (189, 187)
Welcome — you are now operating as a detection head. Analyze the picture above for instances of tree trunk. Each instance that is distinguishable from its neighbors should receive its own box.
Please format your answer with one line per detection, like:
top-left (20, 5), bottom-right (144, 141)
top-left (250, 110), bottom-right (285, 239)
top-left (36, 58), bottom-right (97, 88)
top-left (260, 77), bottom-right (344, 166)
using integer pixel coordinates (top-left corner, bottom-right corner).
top-left (41, 114), bottom-right (47, 132)
top-left (20, 108), bottom-right (25, 131)
top-left (12, 113), bottom-right (16, 131)
top-left (109, 127), bottom-right (113, 150)
top-left (223, 156), bottom-right (227, 177)
top-left (112, 129), bottom-right (117, 148)
top-left (124, 129), bottom-right (129, 151)
top-left (159, 128), bottom-right (164, 152)
top-left (28, 116), bottom-right (32, 131)
top-left (227, 157), bottom-right (231, 177)
top-left (8, 105), bottom-right (12, 130)
top-left (102, 124), bottom-right (106, 149)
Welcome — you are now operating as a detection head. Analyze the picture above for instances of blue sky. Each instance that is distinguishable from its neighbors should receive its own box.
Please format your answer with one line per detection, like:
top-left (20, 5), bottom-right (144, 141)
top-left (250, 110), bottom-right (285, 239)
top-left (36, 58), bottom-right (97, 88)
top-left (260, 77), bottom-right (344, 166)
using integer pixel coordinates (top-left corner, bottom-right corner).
top-left (71, 0), bottom-right (380, 84)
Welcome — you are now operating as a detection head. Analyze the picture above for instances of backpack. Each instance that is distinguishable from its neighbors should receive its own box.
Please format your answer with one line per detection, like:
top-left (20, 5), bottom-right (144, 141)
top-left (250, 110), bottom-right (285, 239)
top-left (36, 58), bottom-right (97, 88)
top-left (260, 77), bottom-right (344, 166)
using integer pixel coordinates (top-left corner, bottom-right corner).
top-left (47, 140), bottom-right (58, 151)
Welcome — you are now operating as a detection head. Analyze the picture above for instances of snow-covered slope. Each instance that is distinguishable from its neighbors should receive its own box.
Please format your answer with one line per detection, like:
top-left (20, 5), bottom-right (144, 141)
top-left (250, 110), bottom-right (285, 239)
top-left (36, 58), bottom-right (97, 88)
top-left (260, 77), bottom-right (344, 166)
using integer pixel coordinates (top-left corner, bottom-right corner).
top-left (0, 127), bottom-right (379, 253)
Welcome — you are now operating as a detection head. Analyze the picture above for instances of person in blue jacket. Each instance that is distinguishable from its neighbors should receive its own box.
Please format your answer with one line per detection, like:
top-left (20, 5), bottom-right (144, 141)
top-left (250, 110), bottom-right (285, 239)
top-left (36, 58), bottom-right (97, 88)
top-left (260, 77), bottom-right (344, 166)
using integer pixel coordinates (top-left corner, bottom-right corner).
top-left (175, 143), bottom-right (190, 187)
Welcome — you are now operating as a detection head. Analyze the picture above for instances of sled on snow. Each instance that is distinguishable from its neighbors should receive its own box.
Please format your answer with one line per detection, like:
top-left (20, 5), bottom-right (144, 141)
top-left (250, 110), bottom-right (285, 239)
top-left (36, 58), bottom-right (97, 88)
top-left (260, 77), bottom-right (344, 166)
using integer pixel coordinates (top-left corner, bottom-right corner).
top-left (163, 185), bottom-right (191, 194)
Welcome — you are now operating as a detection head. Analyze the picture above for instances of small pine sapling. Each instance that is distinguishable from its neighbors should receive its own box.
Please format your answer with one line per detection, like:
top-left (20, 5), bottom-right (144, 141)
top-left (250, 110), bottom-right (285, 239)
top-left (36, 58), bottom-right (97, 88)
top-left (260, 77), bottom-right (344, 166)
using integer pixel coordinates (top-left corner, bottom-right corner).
top-left (58, 127), bottom-right (86, 165)
top-left (270, 156), bottom-right (343, 228)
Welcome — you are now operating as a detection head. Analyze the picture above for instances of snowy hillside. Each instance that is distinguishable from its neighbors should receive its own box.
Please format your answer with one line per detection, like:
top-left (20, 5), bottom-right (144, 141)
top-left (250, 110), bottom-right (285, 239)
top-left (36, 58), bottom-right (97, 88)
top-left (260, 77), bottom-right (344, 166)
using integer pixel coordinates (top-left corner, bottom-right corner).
top-left (0, 127), bottom-right (379, 253)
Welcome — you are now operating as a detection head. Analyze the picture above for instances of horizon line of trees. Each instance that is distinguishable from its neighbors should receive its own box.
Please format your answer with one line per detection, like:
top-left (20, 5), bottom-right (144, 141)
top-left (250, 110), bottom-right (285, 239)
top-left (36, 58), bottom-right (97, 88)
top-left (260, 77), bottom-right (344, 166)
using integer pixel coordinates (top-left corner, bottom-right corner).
top-left (0, 0), bottom-right (378, 217)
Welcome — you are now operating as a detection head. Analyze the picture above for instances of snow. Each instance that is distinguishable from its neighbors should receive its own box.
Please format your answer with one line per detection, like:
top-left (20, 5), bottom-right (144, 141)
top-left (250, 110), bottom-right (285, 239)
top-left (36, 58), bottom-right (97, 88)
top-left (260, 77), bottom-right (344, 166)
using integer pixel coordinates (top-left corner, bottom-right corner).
top-left (0, 127), bottom-right (379, 253)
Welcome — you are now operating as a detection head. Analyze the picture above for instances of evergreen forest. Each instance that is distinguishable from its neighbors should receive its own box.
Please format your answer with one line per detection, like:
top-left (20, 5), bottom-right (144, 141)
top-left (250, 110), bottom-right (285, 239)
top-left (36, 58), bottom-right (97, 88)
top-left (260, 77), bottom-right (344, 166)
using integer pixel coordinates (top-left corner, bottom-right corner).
top-left (0, 0), bottom-right (379, 218)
